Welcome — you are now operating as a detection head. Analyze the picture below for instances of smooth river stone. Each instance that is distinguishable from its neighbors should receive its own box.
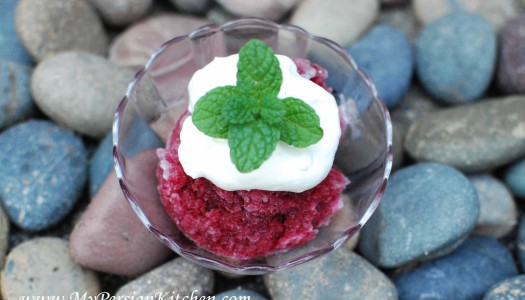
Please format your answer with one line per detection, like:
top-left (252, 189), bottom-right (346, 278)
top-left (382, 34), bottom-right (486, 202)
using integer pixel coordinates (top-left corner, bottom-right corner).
top-left (31, 52), bottom-right (134, 138)
top-left (413, 0), bottom-right (520, 30)
top-left (70, 150), bottom-right (173, 276)
top-left (116, 257), bottom-right (214, 297)
top-left (15, 0), bottom-right (108, 62)
top-left (359, 163), bottom-right (479, 268)
top-left (505, 158), bottom-right (525, 198)
top-left (497, 15), bottom-right (525, 94)
top-left (483, 275), bottom-right (525, 300)
top-left (264, 248), bottom-right (397, 300)
top-left (216, 0), bottom-right (299, 20)
top-left (0, 0), bottom-right (32, 64)
top-left (0, 60), bottom-right (35, 130)
top-left (88, 0), bottom-right (153, 26)
top-left (518, 216), bottom-right (525, 269)
top-left (404, 96), bottom-right (525, 173)
top-left (396, 236), bottom-right (518, 300)
top-left (0, 206), bottom-right (9, 268)
top-left (469, 174), bottom-right (517, 238)
top-left (290, 0), bottom-right (380, 46)
top-left (1, 237), bottom-right (100, 299)
top-left (378, 5), bottom-right (420, 41)
top-left (109, 14), bottom-right (209, 69)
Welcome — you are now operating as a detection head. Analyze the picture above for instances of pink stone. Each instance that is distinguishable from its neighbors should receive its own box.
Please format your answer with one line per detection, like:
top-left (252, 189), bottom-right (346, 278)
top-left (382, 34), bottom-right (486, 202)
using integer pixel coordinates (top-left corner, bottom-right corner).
top-left (70, 150), bottom-right (173, 276)
top-left (216, 0), bottom-right (300, 20)
top-left (109, 14), bottom-right (209, 69)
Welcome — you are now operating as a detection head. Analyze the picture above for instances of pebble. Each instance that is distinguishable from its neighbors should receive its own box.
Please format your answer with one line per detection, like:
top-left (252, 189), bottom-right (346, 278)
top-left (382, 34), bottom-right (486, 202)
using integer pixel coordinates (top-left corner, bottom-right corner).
top-left (15, 0), bottom-right (108, 62)
top-left (505, 158), bottom-right (525, 198)
top-left (1, 237), bottom-right (100, 299)
top-left (469, 174), bottom-right (517, 238)
top-left (0, 206), bottom-right (9, 268)
top-left (359, 163), bottom-right (479, 268)
top-left (0, 60), bottom-right (35, 130)
top-left (31, 52), bottom-right (135, 138)
top-left (109, 14), bottom-right (209, 69)
top-left (88, 0), bottom-right (153, 26)
top-left (497, 15), bottom-right (525, 94)
top-left (348, 24), bottom-right (413, 108)
top-left (290, 0), bottom-right (380, 46)
top-left (395, 236), bottom-right (518, 300)
top-left (378, 5), bottom-right (420, 41)
top-left (415, 11), bottom-right (496, 104)
top-left (70, 150), bottom-right (173, 276)
top-left (0, 120), bottom-right (87, 231)
top-left (116, 257), bottom-right (214, 297)
top-left (413, 0), bottom-right (520, 30)
top-left (169, 0), bottom-right (212, 14)
top-left (264, 248), bottom-right (397, 300)
top-left (216, 0), bottom-right (299, 20)
top-left (518, 217), bottom-right (525, 269)
top-left (391, 120), bottom-right (405, 169)
top-left (0, 0), bottom-right (32, 64)
top-left (89, 118), bottom-right (162, 197)
top-left (404, 96), bottom-right (525, 173)
top-left (483, 275), bottom-right (525, 300)
top-left (214, 289), bottom-right (267, 300)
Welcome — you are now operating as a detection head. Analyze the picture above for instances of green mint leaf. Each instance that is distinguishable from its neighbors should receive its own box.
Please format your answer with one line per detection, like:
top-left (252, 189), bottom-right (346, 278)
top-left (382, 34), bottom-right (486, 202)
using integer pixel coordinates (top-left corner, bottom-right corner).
top-left (222, 93), bottom-right (258, 124)
top-left (237, 39), bottom-right (282, 98)
top-left (228, 120), bottom-right (280, 173)
top-left (192, 86), bottom-right (235, 139)
top-left (260, 94), bottom-right (286, 124)
top-left (279, 97), bottom-right (323, 148)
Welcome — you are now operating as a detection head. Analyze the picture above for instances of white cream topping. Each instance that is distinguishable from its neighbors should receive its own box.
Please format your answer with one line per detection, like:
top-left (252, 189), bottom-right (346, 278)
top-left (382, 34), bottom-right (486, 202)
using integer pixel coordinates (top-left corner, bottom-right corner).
top-left (177, 54), bottom-right (341, 192)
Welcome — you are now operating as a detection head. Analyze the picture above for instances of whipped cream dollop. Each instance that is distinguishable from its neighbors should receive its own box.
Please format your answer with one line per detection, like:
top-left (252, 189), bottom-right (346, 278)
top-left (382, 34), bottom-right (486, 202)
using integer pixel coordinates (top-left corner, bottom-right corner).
top-left (177, 54), bottom-right (341, 193)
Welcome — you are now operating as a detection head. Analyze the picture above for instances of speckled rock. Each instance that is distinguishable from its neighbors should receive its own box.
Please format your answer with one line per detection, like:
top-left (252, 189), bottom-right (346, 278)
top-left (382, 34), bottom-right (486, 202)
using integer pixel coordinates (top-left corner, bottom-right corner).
top-left (264, 248), bottom-right (397, 300)
top-left (109, 14), bottom-right (209, 69)
top-left (0, 206), bottom-right (9, 268)
top-left (31, 52), bottom-right (134, 138)
top-left (116, 257), bottom-right (214, 297)
top-left (505, 158), bottom-right (525, 198)
top-left (413, 0), bottom-right (520, 30)
top-left (359, 163), bottom-right (479, 268)
top-left (497, 15), bottom-right (525, 94)
top-left (15, 0), bottom-right (108, 62)
top-left (470, 174), bottom-right (517, 238)
top-left (378, 5), bottom-right (420, 41)
top-left (71, 150), bottom-right (172, 276)
top-left (405, 96), bottom-right (525, 173)
top-left (518, 217), bottom-right (525, 269)
top-left (291, 0), bottom-right (380, 46)
top-left (416, 11), bottom-right (496, 104)
top-left (348, 24), bottom-right (413, 108)
top-left (484, 275), bottom-right (525, 300)
top-left (0, 0), bottom-right (32, 64)
top-left (169, 0), bottom-right (212, 14)
top-left (0, 120), bottom-right (87, 231)
top-left (0, 60), bottom-right (35, 130)
top-left (216, 0), bottom-right (299, 20)
top-left (214, 289), bottom-right (266, 300)
top-left (396, 236), bottom-right (518, 300)
top-left (1, 237), bottom-right (100, 299)
top-left (88, 0), bottom-right (153, 26)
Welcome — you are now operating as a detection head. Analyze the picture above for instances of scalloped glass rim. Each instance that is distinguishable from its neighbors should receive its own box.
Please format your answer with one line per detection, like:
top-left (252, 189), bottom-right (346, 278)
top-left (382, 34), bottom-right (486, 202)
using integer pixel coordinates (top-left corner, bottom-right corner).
top-left (113, 17), bottom-right (393, 274)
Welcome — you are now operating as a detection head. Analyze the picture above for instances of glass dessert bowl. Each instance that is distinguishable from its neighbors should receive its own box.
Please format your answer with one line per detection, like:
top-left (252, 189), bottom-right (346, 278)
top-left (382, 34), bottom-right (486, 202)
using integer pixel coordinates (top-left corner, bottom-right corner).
top-left (113, 18), bottom-right (392, 275)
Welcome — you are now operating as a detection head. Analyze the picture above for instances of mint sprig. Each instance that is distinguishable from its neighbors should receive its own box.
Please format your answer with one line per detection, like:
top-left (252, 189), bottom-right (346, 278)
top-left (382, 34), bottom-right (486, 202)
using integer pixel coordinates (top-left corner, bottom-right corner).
top-left (192, 39), bottom-right (324, 173)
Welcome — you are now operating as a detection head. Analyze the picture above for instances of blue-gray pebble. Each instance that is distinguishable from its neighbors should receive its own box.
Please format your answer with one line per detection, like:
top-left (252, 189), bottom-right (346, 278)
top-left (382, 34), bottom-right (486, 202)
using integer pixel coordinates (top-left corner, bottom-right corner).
top-left (518, 217), bottom-right (525, 270)
top-left (416, 12), bottom-right (496, 104)
top-left (483, 275), bottom-right (525, 300)
top-left (396, 236), bottom-right (518, 300)
top-left (0, 120), bottom-right (87, 231)
top-left (505, 158), bottom-right (525, 198)
top-left (0, 60), bottom-right (35, 130)
top-left (214, 289), bottom-right (266, 300)
top-left (0, 0), bottom-right (33, 64)
top-left (264, 248), bottom-right (397, 299)
top-left (359, 162), bottom-right (479, 268)
top-left (348, 24), bottom-right (413, 108)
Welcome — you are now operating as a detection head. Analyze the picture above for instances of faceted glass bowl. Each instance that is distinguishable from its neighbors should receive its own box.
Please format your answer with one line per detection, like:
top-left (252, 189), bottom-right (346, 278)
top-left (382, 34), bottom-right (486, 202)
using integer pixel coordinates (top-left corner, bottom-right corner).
top-left (113, 18), bottom-right (392, 275)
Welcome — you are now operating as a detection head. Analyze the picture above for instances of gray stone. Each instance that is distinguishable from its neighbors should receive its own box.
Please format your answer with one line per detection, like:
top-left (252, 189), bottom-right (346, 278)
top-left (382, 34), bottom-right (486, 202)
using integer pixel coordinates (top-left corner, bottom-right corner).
top-left (497, 15), bottom-right (525, 94)
top-left (31, 52), bottom-right (134, 138)
top-left (88, 0), bottom-right (153, 26)
top-left (0, 206), bottom-right (9, 268)
top-left (290, 0), bottom-right (380, 46)
top-left (216, 0), bottom-right (299, 20)
top-left (405, 96), bottom-right (525, 173)
top-left (518, 217), bottom-right (525, 270)
top-left (169, 0), bottom-right (211, 14)
top-left (15, 0), bottom-right (108, 62)
top-left (378, 5), bottom-right (420, 41)
top-left (470, 174), bottom-right (517, 238)
top-left (214, 289), bottom-right (266, 300)
top-left (359, 163), bottom-right (479, 268)
top-left (483, 275), bottom-right (525, 300)
top-left (264, 248), bottom-right (397, 300)
top-left (1, 237), bottom-right (100, 299)
top-left (0, 60), bottom-right (35, 130)
top-left (116, 257), bottom-right (214, 297)
top-left (391, 120), bottom-right (405, 170)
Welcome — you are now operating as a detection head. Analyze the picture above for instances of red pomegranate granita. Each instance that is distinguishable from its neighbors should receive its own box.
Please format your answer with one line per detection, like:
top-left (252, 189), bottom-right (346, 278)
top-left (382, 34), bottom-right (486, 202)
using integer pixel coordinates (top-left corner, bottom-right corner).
top-left (156, 39), bottom-right (348, 259)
